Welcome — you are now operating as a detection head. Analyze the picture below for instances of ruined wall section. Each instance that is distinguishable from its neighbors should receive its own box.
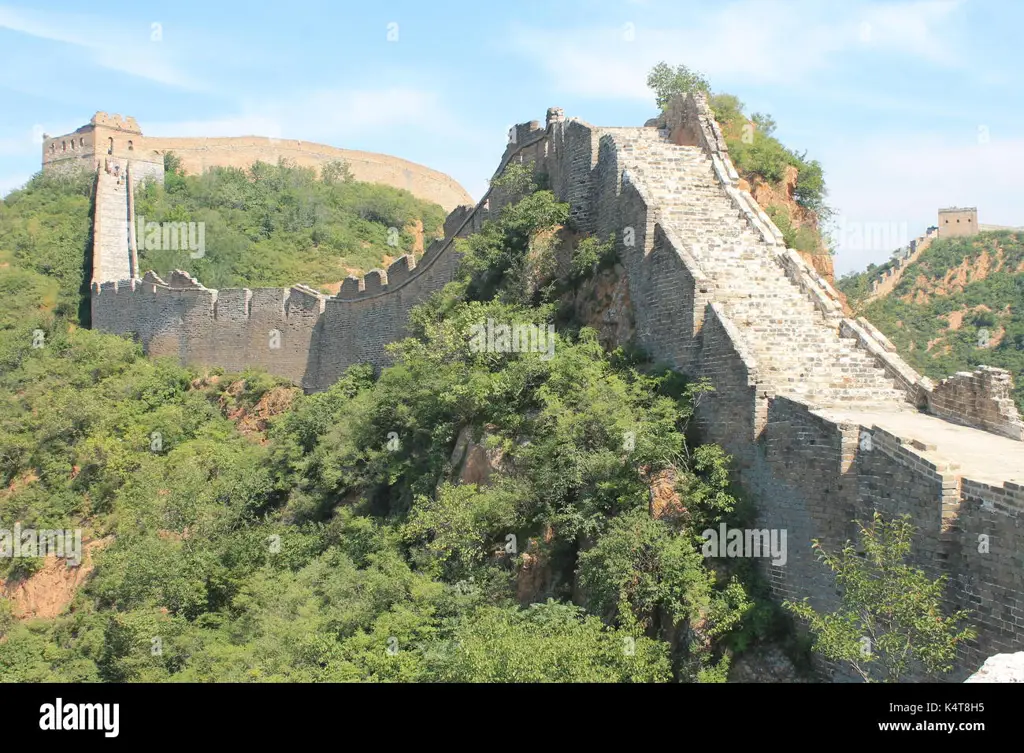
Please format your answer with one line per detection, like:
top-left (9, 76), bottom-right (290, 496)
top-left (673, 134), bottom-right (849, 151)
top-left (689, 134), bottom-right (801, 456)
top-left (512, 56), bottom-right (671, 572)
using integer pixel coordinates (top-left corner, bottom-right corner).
top-left (928, 367), bottom-right (1024, 441)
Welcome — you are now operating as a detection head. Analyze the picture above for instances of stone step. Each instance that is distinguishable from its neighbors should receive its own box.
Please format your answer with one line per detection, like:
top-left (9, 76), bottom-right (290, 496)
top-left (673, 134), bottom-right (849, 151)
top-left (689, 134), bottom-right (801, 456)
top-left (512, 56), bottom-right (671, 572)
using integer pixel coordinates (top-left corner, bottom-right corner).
top-left (613, 131), bottom-right (914, 409)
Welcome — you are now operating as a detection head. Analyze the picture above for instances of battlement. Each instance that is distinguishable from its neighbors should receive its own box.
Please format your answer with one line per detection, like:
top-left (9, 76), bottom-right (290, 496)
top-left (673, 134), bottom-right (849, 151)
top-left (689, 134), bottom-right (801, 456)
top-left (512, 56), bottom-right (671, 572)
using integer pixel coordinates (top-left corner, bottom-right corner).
top-left (90, 112), bottom-right (142, 133)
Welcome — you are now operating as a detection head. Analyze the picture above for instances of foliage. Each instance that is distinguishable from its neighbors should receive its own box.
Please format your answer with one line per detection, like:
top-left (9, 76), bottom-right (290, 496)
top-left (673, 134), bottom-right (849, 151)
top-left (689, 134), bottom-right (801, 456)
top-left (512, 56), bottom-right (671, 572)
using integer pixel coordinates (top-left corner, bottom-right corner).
top-left (133, 159), bottom-right (446, 292)
top-left (838, 230), bottom-right (1024, 412)
top-left (0, 166), bottom-right (787, 683)
top-left (765, 205), bottom-right (821, 254)
top-left (646, 61), bottom-right (711, 110)
top-left (784, 513), bottom-right (976, 682)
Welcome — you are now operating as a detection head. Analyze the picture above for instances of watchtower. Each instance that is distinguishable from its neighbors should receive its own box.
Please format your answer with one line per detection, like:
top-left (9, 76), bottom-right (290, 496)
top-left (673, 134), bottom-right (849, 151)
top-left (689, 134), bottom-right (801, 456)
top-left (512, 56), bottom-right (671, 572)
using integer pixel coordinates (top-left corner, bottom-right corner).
top-left (938, 206), bottom-right (978, 238)
top-left (41, 112), bottom-right (164, 185)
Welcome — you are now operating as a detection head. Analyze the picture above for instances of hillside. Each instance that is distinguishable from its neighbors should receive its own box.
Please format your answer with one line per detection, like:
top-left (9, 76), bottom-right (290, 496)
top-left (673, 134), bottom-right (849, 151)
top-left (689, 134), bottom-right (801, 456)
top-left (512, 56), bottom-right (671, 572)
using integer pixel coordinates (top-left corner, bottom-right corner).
top-left (0, 163), bottom-right (801, 683)
top-left (646, 64), bottom-right (837, 287)
top-left (0, 156), bottom-right (447, 320)
top-left (135, 155), bottom-right (446, 294)
top-left (838, 230), bottom-right (1024, 411)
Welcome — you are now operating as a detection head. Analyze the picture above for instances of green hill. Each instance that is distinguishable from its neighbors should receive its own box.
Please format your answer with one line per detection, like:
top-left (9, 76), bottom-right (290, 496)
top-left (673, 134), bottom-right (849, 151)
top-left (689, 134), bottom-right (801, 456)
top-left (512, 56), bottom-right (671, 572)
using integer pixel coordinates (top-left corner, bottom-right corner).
top-left (838, 230), bottom-right (1024, 412)
top-left (0, 156), bottom-right (446, 325)
top-left (135, 155), bottom-right (446, 293)
top-left (0, 163), bottom-right (792, 683)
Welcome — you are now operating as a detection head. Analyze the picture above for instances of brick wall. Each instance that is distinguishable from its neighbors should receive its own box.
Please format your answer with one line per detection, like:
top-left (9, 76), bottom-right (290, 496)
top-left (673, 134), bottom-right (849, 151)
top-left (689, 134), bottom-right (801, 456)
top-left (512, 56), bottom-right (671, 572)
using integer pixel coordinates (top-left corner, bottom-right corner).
top-left (142, 136), bottom-right (473, 213)
top-left (928, 366), bottom-right (1024, 441)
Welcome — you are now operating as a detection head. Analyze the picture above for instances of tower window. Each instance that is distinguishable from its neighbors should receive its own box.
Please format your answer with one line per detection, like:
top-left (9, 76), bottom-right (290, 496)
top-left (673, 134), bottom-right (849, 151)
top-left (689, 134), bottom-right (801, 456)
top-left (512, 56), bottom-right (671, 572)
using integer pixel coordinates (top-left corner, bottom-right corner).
top-left (107, 137), bottom-right (113, 155)
top-left (62, 141), bottom-right (66, 152)
top-left (80, 137), bottom-right (85, 147)
top-left (128, 140), bottom-right (134, 151)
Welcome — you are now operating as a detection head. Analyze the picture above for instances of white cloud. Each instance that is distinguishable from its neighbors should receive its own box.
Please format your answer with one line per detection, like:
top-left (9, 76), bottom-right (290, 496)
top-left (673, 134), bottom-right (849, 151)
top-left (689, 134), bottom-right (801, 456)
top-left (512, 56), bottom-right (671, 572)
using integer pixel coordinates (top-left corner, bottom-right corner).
top-left (0, 5), bottom-right (207, 90)
top-left (508, 0), bottom-right (965, 99)
top-left (857, 0), bottom-right (963, 65)
top-left (826, 131), bottom-right (1024, 274)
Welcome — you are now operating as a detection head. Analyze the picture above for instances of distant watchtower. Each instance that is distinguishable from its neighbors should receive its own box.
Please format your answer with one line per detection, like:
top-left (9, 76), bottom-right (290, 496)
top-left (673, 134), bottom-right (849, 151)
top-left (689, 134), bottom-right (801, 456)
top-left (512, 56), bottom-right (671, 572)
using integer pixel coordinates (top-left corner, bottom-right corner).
top-left (938, 206), bottom-right (978, 239)
top-left (41, 112), bottom-right (164, 185)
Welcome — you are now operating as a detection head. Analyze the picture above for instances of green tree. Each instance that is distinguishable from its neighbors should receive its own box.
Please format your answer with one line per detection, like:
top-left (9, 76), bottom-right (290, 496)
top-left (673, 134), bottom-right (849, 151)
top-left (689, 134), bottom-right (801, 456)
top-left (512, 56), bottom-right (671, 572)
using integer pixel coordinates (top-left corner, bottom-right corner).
top-left (750, 112), bottom-right (777, 137)
top-left (425, 601), bottom-right (672, 682)
top-left (784, 512), bottom-right (976, 682)
top-left (647, 62), bottom-right (711, 111)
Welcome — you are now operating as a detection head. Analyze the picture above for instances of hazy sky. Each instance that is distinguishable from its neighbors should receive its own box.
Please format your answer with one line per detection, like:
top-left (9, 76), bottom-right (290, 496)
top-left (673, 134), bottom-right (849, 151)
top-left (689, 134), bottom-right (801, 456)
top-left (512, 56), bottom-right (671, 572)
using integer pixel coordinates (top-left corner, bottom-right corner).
top-left (1, 0), bottom-right (1020, 275)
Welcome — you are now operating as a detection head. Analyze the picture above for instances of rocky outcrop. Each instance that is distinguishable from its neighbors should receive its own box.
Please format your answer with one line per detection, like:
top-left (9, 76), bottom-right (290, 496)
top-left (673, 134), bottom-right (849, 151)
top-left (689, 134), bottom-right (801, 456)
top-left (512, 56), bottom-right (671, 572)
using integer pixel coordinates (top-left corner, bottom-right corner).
top-left (965, 651), bottom-right (1024, 682)
top-left (448, 424), bottom-right (507, 487)
top-left (645, 466), bottom-right (687, 523)
top-left (729, 645), bottom-right (808, 683)
top-left (515, 524), bottom-right (555, 604)
top-left (566, 263), bottom-right (634, 349)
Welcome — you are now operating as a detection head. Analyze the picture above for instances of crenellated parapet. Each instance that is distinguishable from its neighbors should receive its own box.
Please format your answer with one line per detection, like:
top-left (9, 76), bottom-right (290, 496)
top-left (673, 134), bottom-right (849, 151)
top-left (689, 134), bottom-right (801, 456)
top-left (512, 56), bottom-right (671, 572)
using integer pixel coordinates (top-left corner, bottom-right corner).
top-left (90, 112), bottom-right (142, 133)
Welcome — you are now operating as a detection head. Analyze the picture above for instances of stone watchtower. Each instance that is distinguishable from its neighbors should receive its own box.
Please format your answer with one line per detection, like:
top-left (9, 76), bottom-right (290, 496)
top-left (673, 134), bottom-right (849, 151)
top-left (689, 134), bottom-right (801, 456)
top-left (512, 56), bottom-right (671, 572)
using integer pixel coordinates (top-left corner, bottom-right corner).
top-left (938, 206), bottom-right (978, 238)
top-left (42, 112), bottom-right (164, 185)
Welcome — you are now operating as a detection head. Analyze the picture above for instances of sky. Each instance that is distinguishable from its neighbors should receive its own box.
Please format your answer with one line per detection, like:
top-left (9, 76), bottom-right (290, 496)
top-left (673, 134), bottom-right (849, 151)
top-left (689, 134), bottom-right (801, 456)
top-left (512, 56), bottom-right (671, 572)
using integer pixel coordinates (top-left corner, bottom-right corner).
top-left (0, 0), bottom-right (1021, 276)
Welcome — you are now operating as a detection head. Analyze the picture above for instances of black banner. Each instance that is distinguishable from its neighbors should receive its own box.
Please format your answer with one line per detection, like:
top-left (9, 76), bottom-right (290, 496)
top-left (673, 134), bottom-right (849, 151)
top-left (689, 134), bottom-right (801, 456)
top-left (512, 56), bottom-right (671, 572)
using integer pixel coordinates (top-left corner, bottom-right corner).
top-left (0, 682), bottom-right (1004, 744)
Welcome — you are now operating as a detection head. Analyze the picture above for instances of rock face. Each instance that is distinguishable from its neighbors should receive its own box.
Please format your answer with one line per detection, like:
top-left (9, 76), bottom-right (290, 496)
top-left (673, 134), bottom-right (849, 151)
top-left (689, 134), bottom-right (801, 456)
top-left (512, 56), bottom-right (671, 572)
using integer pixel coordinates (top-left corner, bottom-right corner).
top-left (728, 646), bottom-right (808, 683)
top-left (748, 165), bottom-right (840, 289)
top-left (448, 424), bottom-right (507, 487)
top-left (645, 466), bottom-right (687, 523)
top-left (0, 538), bottom-right (110, 620)
top-left (965, 652), bottom-right (1024, 682)
top-left (567, 263), bottom-right (635, 349)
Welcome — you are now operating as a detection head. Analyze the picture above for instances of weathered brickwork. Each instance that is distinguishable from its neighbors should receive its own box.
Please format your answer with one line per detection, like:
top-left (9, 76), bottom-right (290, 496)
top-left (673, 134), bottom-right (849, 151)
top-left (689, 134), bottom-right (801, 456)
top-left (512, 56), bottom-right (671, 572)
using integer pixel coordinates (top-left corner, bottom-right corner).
top-left (89, 92), bottom-right (1024, 679)
top-left (928, 366), bottom-right (1024, 441)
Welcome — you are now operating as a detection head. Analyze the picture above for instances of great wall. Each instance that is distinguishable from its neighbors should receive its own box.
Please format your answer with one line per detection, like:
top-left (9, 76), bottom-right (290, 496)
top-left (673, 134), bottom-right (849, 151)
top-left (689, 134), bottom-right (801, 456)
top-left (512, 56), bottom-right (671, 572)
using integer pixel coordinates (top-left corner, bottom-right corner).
top-left (55, 94), bottom-right (1024, 681)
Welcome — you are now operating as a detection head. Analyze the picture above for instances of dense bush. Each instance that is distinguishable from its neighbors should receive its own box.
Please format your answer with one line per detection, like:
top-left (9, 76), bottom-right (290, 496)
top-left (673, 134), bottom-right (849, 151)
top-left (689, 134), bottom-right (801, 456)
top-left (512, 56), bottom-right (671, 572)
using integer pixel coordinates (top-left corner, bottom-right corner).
top-left (134, 157), bottom-right (446, 292)
top-left (0, 162), bottom-right (783, 683)
top-left (839, 231), bottom-right (1024, 413)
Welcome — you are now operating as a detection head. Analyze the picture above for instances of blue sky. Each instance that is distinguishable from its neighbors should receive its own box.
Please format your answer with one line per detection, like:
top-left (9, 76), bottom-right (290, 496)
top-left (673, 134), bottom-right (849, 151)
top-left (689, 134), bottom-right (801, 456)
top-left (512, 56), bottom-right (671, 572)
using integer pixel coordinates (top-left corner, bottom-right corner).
top-left (0, 0), bottom-right (1021, 275)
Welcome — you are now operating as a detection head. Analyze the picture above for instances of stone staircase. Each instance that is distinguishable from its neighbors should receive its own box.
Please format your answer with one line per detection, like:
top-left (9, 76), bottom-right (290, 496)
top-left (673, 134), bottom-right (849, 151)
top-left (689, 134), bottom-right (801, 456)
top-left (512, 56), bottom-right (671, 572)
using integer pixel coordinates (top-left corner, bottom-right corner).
top-left (92, 167), bottom-right (132, 284)
top-left (610, 128), bottom-right (912, 410)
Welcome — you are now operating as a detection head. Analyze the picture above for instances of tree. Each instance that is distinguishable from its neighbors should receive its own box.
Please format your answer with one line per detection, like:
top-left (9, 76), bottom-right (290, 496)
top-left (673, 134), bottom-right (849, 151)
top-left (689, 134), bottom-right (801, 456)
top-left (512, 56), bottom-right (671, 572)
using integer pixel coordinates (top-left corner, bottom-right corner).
top-left (646, 62), bottom-right (711, 111)
top-left (750, 113), bottom-right (777, 137)
top-left (784, 512), bottom-right (976, 682)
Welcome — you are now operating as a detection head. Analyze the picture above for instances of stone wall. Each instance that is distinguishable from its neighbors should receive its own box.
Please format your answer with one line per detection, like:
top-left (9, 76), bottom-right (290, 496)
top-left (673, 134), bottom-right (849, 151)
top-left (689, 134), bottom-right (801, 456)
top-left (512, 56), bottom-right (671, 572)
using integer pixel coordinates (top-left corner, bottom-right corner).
top-left (868, 227), bottom-right (938, 299)
top-left (43, 112), bottom-right (471, 213)
top-left (928, 366), bottom-right (1024, 441)
top-left (90, 120), bottom-right (550, 389)
top-left (91, 94), bottom-right (1023, 679)
top-left (142, 136), bottom-right (474, 212)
